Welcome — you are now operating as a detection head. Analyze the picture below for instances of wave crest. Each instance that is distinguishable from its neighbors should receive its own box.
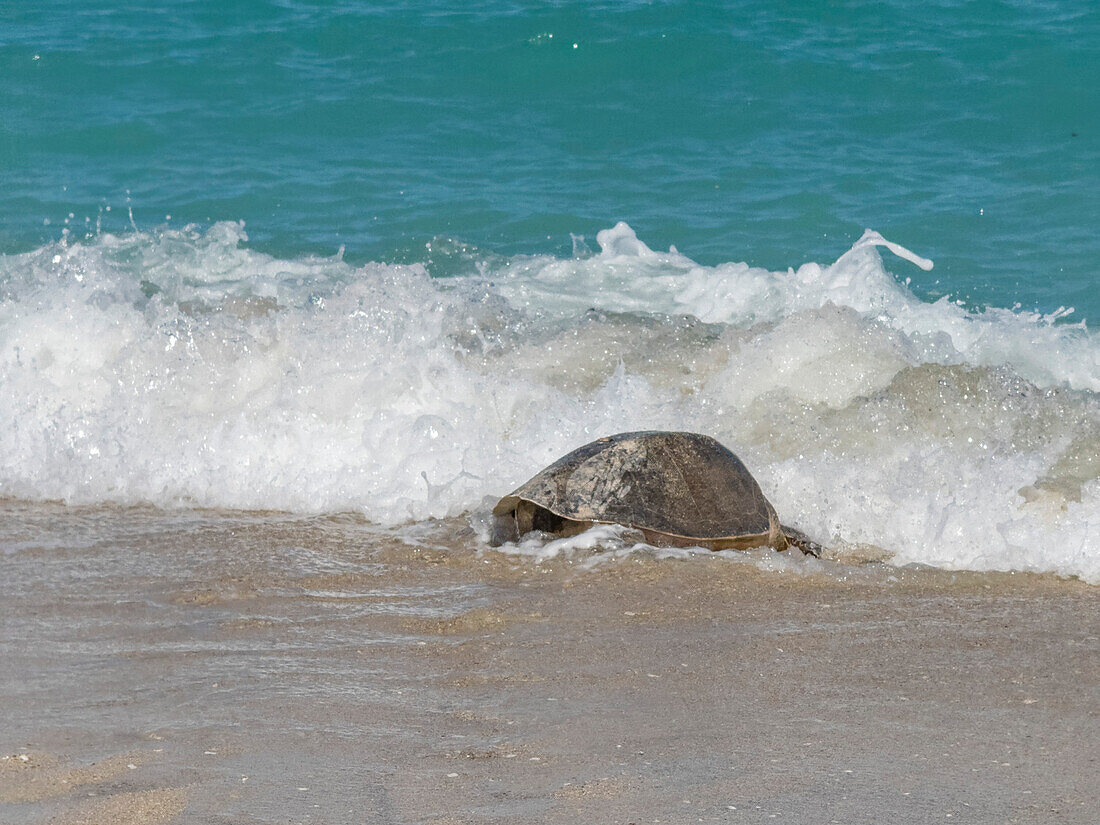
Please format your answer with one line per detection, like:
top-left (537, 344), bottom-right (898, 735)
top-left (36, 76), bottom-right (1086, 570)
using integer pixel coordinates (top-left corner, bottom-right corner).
top-left (1, 222), bottom-right (1096, 580)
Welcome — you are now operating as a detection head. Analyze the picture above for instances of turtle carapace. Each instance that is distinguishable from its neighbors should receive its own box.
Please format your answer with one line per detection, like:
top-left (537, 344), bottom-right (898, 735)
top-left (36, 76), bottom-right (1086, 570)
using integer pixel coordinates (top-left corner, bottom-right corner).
top-left (491, 431), bottom-right (820, 556)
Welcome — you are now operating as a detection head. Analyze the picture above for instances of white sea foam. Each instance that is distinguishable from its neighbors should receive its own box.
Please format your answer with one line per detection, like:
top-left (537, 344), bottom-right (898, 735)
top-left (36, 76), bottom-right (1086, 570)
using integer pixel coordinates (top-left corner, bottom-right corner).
top-left (488, 523), bottom-right (830, 576)
top-left (1, 222), bottom-right (1096, 581)
top-left (484, 222), bottom-right (1098, 392)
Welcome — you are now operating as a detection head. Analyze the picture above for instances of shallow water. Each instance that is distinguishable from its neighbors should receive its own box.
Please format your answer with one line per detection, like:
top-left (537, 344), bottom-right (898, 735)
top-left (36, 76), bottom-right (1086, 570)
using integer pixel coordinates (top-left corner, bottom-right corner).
top-left (3, 5), bottom-right (1097, 822)
top-left (1, 501), bottom-right (1096, 824)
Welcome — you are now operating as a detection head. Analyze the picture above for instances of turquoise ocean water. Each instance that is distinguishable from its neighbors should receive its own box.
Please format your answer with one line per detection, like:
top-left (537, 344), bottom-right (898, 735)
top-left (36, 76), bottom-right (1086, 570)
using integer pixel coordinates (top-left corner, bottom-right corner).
top-left (4, 0), bottom-right (1097, 314)
top-left (1, 1), bottom-right (1097, 579)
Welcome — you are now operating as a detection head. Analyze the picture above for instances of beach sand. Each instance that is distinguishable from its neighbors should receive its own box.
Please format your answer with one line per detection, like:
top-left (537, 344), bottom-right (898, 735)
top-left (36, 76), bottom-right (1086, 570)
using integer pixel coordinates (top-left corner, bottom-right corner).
top-left (1, 503), bottom-right (1096, 824)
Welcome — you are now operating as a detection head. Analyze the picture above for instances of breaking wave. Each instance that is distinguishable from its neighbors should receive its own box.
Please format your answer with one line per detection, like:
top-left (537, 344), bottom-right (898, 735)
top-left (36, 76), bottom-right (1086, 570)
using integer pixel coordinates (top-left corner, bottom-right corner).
top-left (1, 221), bottom-right (1096, 580)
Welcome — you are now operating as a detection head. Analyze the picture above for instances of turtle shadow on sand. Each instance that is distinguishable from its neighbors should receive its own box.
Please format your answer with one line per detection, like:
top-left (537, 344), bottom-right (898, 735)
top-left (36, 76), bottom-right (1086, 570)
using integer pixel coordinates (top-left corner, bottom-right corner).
top-left (490, 431), bottom-right (821, 557)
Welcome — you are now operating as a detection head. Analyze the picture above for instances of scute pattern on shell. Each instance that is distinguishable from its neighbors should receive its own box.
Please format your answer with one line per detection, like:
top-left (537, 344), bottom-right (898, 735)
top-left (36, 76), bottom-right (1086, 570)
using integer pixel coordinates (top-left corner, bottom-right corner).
top-left (494, 431), bottom-right (777, 541)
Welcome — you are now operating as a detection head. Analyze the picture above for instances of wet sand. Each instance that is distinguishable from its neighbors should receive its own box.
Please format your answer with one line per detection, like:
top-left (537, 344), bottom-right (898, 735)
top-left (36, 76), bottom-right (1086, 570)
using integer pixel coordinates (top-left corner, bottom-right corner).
top-left (1, 502), bottom-right (1097, 824)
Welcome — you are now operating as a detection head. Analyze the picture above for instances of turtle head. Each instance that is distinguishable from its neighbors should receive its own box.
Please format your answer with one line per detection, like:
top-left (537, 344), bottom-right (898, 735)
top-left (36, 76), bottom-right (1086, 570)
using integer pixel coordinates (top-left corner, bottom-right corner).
top-left (490, 498), bottom-right (593, 546)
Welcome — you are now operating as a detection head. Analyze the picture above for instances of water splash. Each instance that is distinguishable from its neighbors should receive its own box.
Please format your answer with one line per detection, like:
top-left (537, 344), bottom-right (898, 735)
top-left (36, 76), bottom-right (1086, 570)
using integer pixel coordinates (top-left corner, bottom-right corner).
top-left (0, 222), bottom-right (1096, 580)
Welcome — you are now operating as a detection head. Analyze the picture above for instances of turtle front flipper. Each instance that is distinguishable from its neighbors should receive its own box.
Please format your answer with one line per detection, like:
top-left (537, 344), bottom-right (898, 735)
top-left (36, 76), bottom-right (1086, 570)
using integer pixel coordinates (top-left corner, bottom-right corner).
top-left (780, 525), bottom-right (822, 558)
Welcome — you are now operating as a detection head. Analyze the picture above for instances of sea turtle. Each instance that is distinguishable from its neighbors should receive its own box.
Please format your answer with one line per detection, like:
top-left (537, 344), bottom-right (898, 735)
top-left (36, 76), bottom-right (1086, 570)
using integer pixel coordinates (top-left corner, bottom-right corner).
top-left (491, 431), bottom-right (820, 556)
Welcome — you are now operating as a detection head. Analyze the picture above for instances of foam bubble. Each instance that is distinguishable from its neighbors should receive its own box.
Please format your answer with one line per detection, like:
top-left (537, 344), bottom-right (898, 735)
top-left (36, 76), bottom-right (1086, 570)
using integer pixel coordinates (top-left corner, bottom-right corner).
top-left (0, 222), bottom-right (1096, 581)
top-left (488, 522), bottom-right (827, 576)
top-left (481, 222), bottom-right (1097, 392)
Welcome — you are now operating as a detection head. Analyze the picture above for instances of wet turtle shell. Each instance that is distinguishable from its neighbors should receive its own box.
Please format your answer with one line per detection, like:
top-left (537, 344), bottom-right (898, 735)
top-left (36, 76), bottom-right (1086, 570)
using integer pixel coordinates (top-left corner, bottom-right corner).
top-left (491, 431), bottom-right (818, 555)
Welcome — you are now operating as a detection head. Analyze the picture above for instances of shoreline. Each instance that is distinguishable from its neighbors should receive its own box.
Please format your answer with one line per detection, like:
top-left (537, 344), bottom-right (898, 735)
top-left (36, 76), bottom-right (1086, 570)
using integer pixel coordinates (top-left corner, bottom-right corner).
top-left (1, 508), bottom-right (1097, 824)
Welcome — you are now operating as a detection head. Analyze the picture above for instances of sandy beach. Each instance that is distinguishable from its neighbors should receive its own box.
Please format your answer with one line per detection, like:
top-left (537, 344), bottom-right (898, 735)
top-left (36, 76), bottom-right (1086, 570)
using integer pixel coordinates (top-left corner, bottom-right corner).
top-left (4, 3), bottom-right (1098, 823)
top-left (1, 502), bottom-right (1096, 824)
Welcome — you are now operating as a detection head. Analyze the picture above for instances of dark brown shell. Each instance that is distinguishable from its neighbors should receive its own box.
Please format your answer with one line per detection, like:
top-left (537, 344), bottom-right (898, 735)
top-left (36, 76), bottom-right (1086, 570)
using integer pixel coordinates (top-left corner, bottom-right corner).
top-left (491, 431), bottom-right (789, 551)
